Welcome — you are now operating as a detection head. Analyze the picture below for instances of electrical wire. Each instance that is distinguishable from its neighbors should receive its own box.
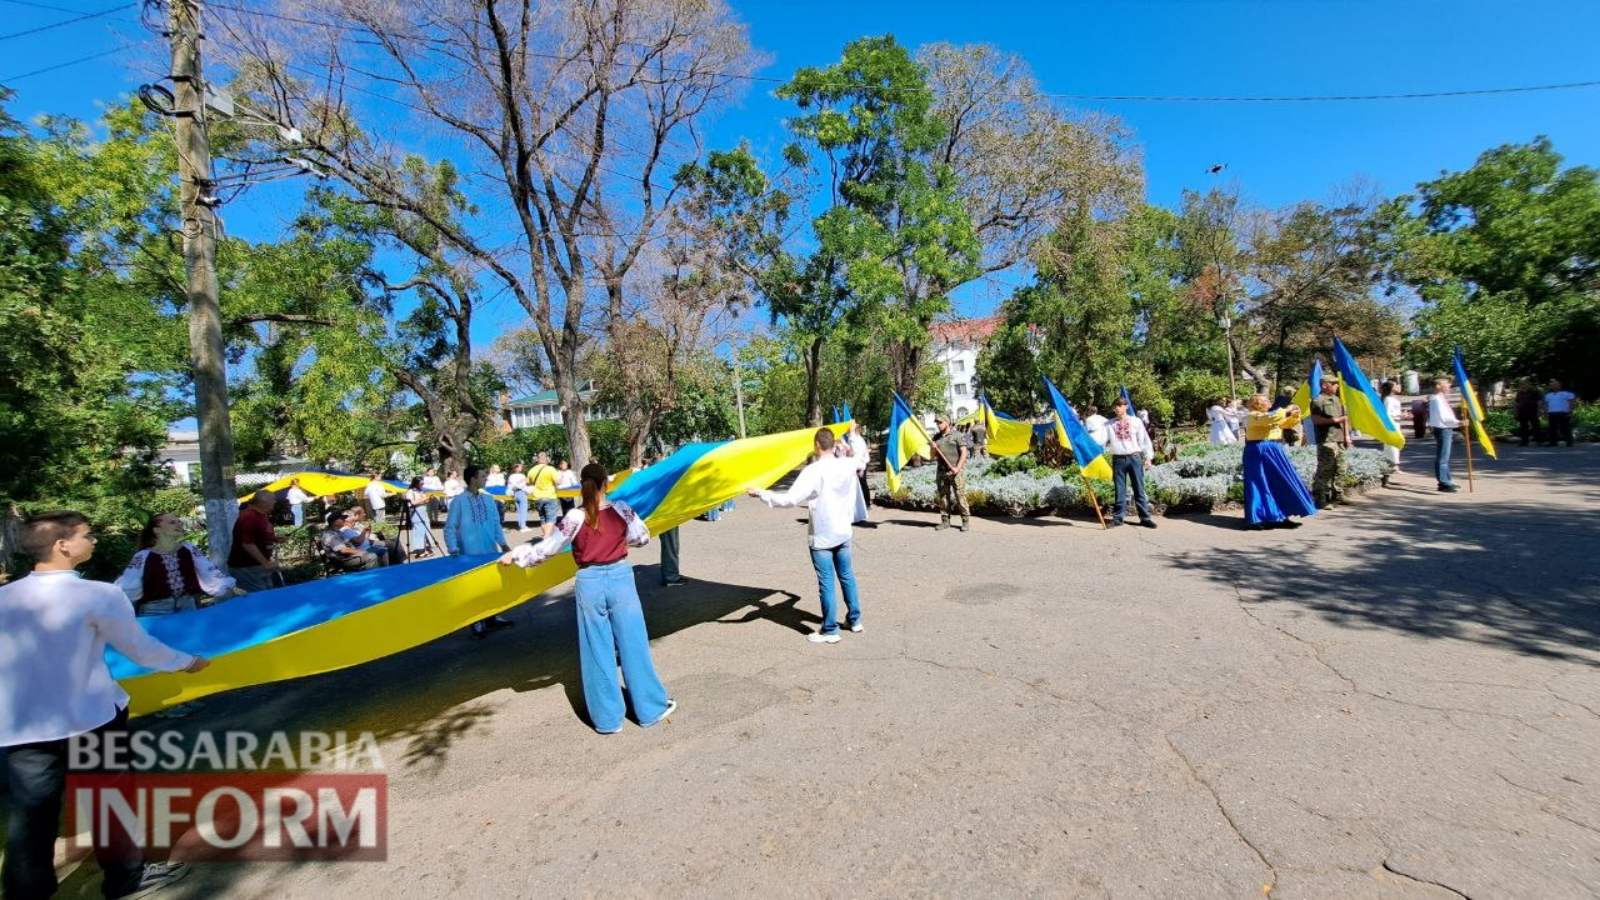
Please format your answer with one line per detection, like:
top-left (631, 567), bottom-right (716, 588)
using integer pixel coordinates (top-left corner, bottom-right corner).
top-left (0, 1), bottom-right (133, 41)
top-left (201, 1), bottom-right (1600, 105)
top-left (1, 45), bottom-right (122, 81)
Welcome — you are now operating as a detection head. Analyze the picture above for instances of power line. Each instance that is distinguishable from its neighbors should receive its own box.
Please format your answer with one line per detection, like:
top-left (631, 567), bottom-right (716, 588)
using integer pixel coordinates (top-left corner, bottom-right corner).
top-left (1, 45), bottom-right (121, 81)
top-left (0, 1), bottom-right (133, 41)
top-left (0, 0), bottom-right (102, 13)
top-left (201, 2), bottom-right (1600, 105)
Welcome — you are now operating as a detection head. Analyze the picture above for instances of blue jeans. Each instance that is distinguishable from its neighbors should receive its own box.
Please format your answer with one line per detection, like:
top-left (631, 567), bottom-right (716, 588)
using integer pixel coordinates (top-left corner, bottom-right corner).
top-left (574, 561), bottom-right (671, 733)
top-left (1433, 427), bottom-right (1455, 486)
top-left (514, 491), bottom-right (528, 531)
top-left (1111, 454), bottom-right (1153, 523)
top-left (536, 498), bottom-right (561, 525)
top-left (291, 503), bottom-right (304, 527)
top-left (809, 541), bottom-right (861, 635)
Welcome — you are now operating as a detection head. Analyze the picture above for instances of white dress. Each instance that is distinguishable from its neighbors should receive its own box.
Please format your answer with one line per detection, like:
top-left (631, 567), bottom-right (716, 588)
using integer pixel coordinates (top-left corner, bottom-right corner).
top-left (1382, 396), bottom-right (1404, 465)
top-left (1207, 405), bottom-right (1239, 445)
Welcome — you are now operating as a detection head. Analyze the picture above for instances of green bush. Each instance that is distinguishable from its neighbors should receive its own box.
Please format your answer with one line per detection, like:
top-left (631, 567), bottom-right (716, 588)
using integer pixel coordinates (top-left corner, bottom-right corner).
top-left (874, 443), bottom-right (1391, 517)
top-left (1482, 409), bottom-right (1516, 437)
top-left (475, 420), bottom-right (631, 471)
top-left (1575, 406), bottom-right (1600, 442)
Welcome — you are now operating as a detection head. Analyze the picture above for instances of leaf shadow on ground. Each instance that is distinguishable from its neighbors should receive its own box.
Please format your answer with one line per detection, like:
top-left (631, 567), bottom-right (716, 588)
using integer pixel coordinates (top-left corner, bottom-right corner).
top-left (1166, 450), bottom-right (1600, 665)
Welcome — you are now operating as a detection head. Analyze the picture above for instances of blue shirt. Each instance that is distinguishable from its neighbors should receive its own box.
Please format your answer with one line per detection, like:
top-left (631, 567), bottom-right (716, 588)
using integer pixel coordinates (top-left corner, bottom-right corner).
top-left (444, 491), bottom-right (507, 555)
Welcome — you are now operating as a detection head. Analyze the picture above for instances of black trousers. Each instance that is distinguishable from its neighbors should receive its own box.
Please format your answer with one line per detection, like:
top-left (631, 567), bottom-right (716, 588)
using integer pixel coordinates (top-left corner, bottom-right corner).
top-left (3, 707), bottom-right (143, 900)
top-left (1547, 412), bottom-right (1574, 446)
top-left (658, 527), bottom-right (680, 584)
top-left (1517, 412), bottom-right (1542, 445)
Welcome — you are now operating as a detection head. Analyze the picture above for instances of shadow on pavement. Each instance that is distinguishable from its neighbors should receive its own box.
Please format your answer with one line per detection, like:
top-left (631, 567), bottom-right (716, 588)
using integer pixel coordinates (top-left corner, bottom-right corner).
top-left (50, 571), bottom-right (805, 899)
top-left (1167, 449), bottom-right (1600, 664)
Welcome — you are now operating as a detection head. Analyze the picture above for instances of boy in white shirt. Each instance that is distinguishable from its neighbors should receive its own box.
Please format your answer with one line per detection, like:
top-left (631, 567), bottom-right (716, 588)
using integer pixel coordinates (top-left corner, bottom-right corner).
top-left (364, 473), bottom-right (390, 523)
top-left (1, 511), bottom-right (209, 899)
top-left (1428, 377), bottom-right (1462, 492)
top-left (286, 478), bottom-right (312, 526)
top-left (749, 429), bottom-right (865, 644)
top-left (1103, 397), bottom-right (1156, 528)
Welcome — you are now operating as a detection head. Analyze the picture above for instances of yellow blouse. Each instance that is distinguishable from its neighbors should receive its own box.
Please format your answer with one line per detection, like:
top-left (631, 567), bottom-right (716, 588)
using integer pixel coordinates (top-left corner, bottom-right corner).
top-left (1244, 408), bottom-right (1301, 441)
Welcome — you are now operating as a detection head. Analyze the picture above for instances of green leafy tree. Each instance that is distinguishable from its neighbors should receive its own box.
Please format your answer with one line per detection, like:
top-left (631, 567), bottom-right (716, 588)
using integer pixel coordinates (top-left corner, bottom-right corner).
top-left (1380, 137), bottom-right (1600, 392)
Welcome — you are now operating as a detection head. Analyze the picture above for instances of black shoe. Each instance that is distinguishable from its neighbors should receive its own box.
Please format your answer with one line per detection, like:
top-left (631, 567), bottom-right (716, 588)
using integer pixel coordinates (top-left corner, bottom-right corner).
top-left (489, 614), bottom-right (515, 629)
top-left (1108, 519), bottom-right (1124, 528)
top-left (115, 861), bottom-right (191, 899)
top-left (1437, 483), bottom-right (1460, 493)
top-left (470, 621), bottom-right (489, 639)
top-left (1138, 519), bottom-right (1157, 529)
top-left (1276, 519), bottom-right (1303, 529)
top-left (661, 579), bottom-right (685, 588)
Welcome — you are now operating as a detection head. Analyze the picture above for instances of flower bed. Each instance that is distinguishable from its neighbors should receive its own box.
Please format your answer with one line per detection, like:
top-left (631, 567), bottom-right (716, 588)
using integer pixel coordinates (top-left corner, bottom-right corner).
top-left (872, 443), bottom-right (1393, 517)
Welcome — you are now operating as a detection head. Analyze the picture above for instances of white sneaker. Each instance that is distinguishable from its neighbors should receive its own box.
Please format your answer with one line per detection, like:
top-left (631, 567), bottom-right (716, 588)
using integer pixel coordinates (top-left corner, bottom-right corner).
top-left (644, 699), bottom-right (677, 727)
top-left (848, 623), bottom-right (864, 633)
top-left (808, 631), bottom-right (841, 644)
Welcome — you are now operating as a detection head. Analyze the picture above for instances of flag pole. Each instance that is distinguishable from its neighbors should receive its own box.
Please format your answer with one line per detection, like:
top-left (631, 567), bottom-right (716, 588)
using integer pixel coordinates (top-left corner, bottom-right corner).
top-left (1080, 469), bottom-right (1108, 529)
top-left (906, 410), bottom-right (958, 472)
top-left (1460, 401), bottom-right (1475, 493)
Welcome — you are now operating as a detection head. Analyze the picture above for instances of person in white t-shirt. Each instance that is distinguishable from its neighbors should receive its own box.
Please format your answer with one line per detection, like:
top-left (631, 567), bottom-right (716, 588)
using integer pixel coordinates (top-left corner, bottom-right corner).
top-left (286, 478), bottom-right (312, 527)
top-left (749, 428), bottom-right (865, 644)
top-left (1082, 404), bottom-right (1110, 448)
top-left (2, 511), bottom-right (209, 899)
top-left (364, 473), bottom-right (390, 524)
top-left (485, 464), bottom-right (506, 488)
top-left (1427, 377), bottom-right (1462, 492)
top-left (443, 470), bottom-right (465, 500)
top-left (1543, 379), bottom-right (1579, 447)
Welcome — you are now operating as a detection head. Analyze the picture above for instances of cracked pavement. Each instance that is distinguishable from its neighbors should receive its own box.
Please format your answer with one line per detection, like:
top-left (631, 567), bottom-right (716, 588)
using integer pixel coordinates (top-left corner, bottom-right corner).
top-left (62, 445), bottom-right (1600, 898)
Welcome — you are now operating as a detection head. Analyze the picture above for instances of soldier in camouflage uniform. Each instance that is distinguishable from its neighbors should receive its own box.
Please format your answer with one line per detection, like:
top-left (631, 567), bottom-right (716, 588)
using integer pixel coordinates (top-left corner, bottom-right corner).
top-left (1309, 376), bottom-right (1353, 507)
top-left (933, 415), bottom-right (971, 532)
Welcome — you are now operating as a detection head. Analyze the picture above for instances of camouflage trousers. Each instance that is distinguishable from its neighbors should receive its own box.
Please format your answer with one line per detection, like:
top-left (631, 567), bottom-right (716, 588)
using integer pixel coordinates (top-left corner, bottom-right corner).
top-left (1313, 443), bottom-right (1346, 507)
top-left (937, 469), bottom-right (970, 523)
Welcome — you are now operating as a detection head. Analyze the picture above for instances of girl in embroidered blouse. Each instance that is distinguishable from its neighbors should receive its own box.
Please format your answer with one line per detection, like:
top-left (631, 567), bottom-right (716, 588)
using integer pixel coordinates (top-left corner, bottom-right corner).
top-left (499, 462), bottom-right (676, 734)
top-left (1207, 397), bottom-right (1240, 445)
top-left (118, 513), bottom-right (239, 616)
top-left (1240, 394), bottom-right (1318, 530)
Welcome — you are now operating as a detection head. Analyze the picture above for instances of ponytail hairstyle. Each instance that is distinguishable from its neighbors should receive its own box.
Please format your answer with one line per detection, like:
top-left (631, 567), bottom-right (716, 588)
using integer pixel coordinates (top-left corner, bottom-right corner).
top-left (580, 461), bottom-right (609, 530)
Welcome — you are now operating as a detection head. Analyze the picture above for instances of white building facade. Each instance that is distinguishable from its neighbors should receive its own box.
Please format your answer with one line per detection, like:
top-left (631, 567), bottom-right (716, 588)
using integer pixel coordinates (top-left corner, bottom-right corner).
top-left (503, 382), bottom-right (618, 430)
top-left (928, 317), bottom-right (1000, 422)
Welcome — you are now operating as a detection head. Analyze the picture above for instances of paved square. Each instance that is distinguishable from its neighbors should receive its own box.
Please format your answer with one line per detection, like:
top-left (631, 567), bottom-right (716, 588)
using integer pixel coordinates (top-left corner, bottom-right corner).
top-left (67, 446), bottom-right (1599, 898)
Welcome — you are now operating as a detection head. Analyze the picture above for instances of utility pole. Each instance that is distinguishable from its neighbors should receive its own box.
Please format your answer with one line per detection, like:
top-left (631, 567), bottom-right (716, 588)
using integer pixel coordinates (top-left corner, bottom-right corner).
top-left (169, 0), bottom-right (238, 564)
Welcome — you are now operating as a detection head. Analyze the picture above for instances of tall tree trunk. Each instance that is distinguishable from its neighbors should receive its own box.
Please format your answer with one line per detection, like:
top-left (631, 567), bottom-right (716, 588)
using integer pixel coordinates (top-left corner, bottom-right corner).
top-left (892, 339), bottom-right (924, 400)
top-left (626, 410), bottom-right (656, 468)
top-left (553, 366), bottom-right (592, 469)
top-left (804, 335), bottom-right (826, 426)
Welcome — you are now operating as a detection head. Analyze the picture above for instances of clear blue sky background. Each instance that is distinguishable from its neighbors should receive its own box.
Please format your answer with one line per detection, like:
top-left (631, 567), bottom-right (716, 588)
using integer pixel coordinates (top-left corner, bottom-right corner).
top-left (6, 0), bottom-right (1600, 341)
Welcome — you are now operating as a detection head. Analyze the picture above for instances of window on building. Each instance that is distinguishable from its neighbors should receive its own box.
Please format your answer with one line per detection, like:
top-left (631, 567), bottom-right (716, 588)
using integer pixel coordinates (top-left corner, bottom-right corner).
top-left (954, 383), bottom-right (968, 397)
top-left (951, 359), bottom-right (965, 372)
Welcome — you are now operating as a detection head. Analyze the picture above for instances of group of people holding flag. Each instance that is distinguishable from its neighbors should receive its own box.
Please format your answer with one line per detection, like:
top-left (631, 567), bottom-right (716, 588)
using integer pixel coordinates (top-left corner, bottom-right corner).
top-left (882, 337), bottom-right (1503, 532)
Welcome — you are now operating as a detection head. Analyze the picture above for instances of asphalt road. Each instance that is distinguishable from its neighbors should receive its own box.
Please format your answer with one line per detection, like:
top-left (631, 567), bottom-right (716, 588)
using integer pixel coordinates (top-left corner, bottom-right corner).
top-left (58, 443), bottom-right (1600, 898)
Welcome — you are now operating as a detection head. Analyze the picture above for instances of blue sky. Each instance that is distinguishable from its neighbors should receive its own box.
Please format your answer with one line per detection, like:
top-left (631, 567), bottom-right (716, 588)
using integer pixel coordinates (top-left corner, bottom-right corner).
top-left (6, 0), bottom-right (1600, 341)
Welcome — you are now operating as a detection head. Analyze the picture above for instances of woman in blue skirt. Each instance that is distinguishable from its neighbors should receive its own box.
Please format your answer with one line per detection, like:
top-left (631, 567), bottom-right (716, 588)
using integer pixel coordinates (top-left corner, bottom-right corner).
top-left (498, 461), bottom-right (676, 733)
top-left (1241, 393), bottom-right (1317, 530)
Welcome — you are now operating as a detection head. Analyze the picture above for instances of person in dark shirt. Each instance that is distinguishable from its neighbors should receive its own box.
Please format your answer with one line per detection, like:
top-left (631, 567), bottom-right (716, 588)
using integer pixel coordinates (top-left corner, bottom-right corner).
top-left (1309, 377), bottom-right (1353, 508)
top-left (228, 490), bottom-right (281, 591)
top-left (1514, 380), bottom-right (1543, 446)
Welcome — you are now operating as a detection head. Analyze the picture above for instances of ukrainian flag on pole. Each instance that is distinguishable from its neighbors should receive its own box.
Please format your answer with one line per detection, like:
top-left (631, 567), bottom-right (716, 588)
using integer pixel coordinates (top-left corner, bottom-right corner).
top-left (885, 392), bottom-right (931, 493)
top-left (1043, 376), bottom-right (1113, 480)
top-left (980, 395), bottom-right (1035, 458)
top-left (1331, 338), bottom-right (1406, 449)
top-left (1289, 357), bottom-right (1324, 446)
top-left (1453, 347), bottom-right (1497, 459)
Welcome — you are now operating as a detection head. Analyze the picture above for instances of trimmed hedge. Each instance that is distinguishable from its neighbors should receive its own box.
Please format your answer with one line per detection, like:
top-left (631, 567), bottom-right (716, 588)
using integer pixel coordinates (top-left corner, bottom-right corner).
top-left (873, 442), bottom-right (1393, 517)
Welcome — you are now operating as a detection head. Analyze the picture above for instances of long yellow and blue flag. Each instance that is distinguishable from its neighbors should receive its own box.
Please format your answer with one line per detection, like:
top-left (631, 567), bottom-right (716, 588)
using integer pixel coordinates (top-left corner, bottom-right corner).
top-left (979, 395), bottom-right (1035, 458)
top-left (885, 392), bottom-right (932, 494)
top-left (1331, 338), bottom-right (1405, 449)
top-left (1043, 376), bottom-right (1112, 480)
top-left (1289, 357), bottom-right (1324, 445)
top-left (1452, 347), bottom-right (1498, 459)
top-left (112, 423), bottom-right (844, 714)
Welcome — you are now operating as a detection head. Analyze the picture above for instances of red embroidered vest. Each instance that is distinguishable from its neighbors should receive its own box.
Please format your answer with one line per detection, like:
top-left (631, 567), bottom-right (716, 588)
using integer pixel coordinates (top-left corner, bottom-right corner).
top-left (140, 546), bottom-right (204, 603)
